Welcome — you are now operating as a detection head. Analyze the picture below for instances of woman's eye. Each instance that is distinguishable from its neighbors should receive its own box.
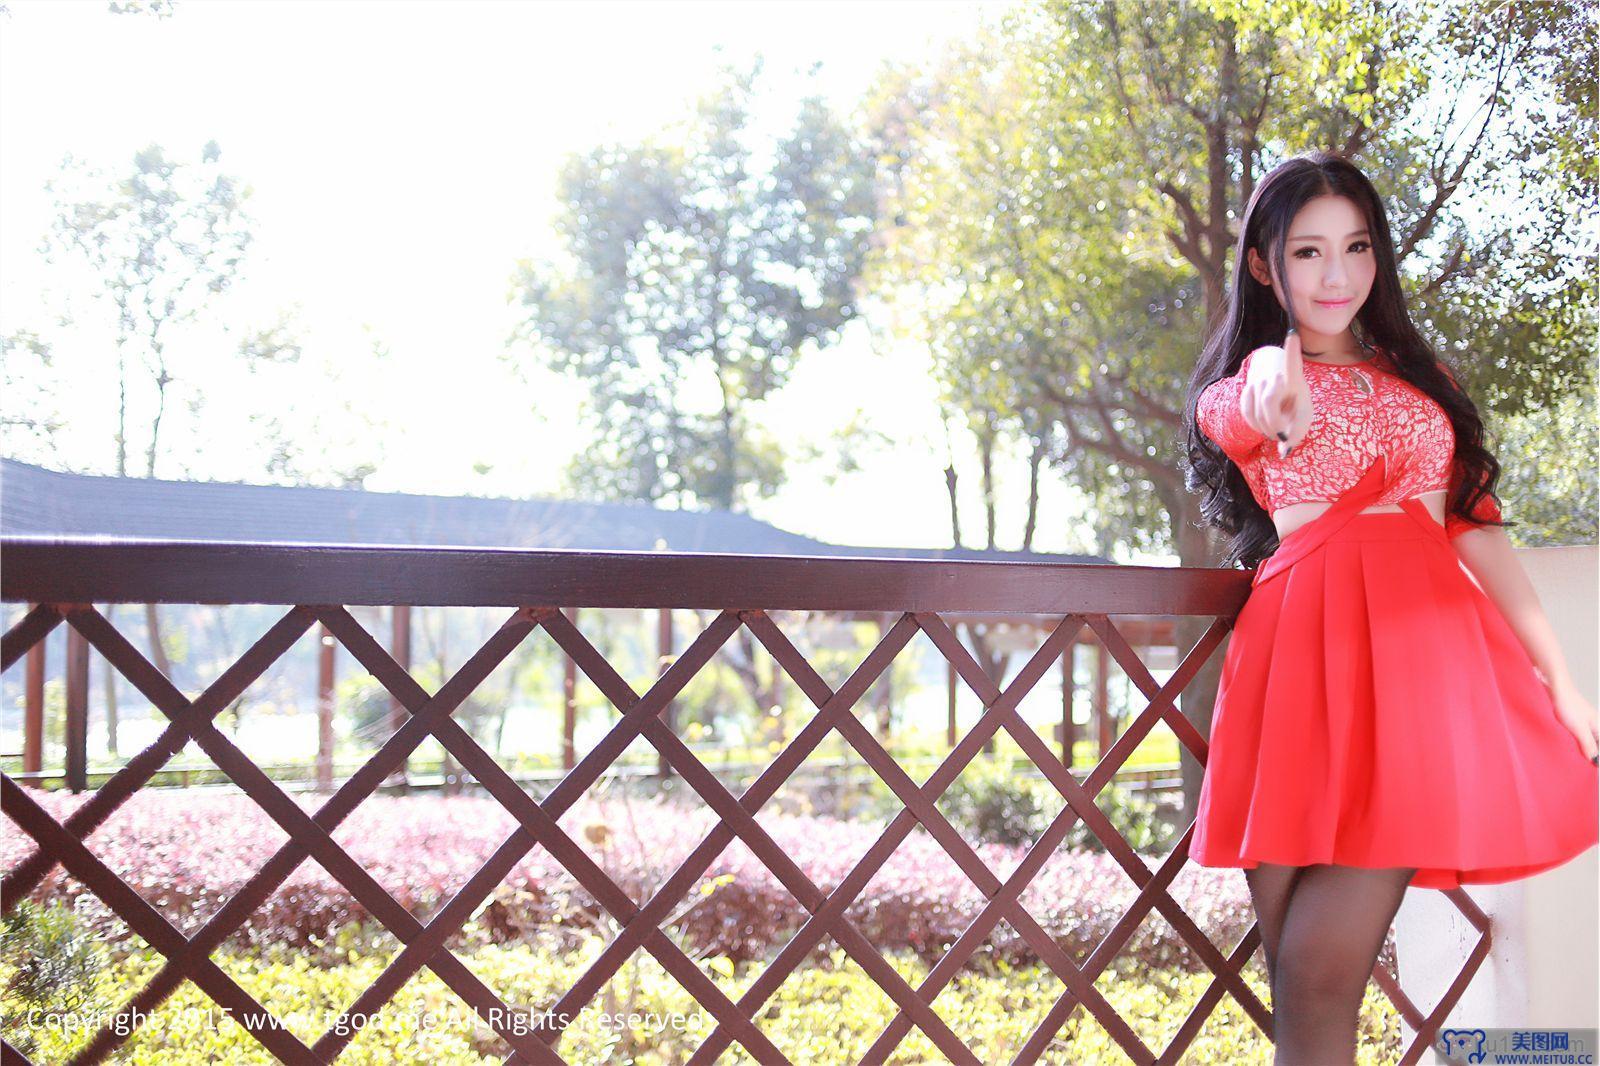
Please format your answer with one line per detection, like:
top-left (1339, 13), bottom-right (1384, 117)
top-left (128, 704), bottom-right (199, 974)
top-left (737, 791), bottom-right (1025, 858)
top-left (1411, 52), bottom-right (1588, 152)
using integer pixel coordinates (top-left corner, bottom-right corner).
top-left (1294, 241), bottom-right (1372, 258)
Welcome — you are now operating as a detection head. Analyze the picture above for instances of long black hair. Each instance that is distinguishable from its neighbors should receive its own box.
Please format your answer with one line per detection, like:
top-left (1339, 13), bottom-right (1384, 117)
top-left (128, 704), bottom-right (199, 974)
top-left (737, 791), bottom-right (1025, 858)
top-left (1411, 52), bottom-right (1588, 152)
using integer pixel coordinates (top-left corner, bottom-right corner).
top-left (1183, 149), bottom-right (1507, 569)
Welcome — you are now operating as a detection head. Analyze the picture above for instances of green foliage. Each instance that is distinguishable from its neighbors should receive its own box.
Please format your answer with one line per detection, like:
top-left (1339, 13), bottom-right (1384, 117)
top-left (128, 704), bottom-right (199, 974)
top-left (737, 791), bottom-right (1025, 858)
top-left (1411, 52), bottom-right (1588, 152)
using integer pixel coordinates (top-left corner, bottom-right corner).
top-left (0, 936), bottom-right (1410, 1063)
top-left (0, 900), bottom-right (107, 1057)
top-left (939, 755), bottom-right (1057, 847)
top-left (1066, 781), bottom-right (1168, 855)
top-left (40, 677), bottom-right (67, 763)
top-left (903, 754), bottom-right (1171, 854)
top-left (337, 672), bottom-right (395, 748)
top-left (107, 1), bottom-right (176, 16)
top-left (0, 329), bottom-right (63, 458)
top-left (1494, 382), bottom-right (1599, 546)
top-left (506, 61), bottom-right (880, 512)
top-left (866, 0), bottom-right (1597, 563)
top-left (39, 141), bottom-right (253, 478)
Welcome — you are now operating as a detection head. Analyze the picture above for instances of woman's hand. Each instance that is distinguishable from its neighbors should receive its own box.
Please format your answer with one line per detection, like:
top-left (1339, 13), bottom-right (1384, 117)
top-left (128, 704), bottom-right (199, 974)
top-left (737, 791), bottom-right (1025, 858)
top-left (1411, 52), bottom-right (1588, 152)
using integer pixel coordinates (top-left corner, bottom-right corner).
top-left (1541, 672), bottom-right (1600, 765)
top-left (1240, 329), bottom-right (1313, 458)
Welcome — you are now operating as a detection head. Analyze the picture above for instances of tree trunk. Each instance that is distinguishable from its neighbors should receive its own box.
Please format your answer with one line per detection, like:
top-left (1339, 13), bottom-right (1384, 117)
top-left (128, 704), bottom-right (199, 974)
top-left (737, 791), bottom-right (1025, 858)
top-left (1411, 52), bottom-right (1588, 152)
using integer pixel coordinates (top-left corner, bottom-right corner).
top-left (144, 602), bottom-right (173, 681)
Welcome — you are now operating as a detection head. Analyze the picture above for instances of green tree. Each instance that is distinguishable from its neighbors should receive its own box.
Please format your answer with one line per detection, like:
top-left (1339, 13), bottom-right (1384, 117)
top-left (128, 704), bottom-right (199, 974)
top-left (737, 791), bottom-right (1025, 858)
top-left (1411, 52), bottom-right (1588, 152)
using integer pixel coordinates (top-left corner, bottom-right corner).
top-left (0, 330), bottom-right (65, 462)
top-left (43, 141), bottom-right (253, 481)
top-left (240, 316), bottom-right (388, 490)
top-left (507, 61), bottom-right (885, 741)
top-left (506, 59), bottom-right (880, 513)
top-left (866, 0), bottom-right (1596, 817)
top-left (39, 141), bottom-right (253, 750)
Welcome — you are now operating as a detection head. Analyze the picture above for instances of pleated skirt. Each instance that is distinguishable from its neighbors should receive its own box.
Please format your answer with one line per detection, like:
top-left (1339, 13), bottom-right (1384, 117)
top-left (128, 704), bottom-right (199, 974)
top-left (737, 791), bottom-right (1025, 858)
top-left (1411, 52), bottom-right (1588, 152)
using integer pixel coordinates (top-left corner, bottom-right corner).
top-left (1190, 459), bottom-right (1599, 891)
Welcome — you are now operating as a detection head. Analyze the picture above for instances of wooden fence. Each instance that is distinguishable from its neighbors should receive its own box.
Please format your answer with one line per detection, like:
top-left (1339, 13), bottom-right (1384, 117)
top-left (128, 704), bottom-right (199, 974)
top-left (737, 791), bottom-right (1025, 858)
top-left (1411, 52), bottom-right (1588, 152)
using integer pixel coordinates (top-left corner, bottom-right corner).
top-left (0, 537), bottom-right (1490, 1064)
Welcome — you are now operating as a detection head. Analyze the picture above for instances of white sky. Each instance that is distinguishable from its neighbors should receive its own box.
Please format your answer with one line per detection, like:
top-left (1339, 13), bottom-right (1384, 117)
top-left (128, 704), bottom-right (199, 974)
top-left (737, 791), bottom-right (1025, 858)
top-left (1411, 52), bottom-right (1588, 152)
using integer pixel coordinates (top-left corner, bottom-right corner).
top-left (0, 0), bottom-right (1135, 563)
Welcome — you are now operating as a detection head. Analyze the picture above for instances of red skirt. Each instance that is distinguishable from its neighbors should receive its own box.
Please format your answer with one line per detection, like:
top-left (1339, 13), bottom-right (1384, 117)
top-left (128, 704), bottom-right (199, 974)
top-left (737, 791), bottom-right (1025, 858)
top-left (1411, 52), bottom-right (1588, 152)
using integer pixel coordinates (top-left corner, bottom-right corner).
top-left (1191, 454), bottom-right (1599, 890)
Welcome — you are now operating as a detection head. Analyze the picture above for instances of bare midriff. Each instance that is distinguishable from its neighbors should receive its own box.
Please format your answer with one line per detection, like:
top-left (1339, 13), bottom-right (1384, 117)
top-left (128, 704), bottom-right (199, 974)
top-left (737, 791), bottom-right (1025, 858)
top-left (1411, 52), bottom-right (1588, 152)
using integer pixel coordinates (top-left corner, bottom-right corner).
top-left (1272, 489), bottom-right (1448, 542)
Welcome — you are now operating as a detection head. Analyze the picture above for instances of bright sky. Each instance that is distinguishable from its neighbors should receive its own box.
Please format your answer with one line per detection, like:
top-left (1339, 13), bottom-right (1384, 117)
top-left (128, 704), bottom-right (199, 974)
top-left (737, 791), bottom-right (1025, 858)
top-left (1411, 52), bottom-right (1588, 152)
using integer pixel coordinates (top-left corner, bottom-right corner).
top-left (0, 0), bottom-right (1135, 562)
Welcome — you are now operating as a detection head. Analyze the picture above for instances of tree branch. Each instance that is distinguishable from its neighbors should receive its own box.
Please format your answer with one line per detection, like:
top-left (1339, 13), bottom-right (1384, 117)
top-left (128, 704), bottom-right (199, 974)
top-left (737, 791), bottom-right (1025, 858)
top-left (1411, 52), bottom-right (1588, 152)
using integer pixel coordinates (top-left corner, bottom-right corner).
top-left (1033, 373), bottom-right (1178, 483)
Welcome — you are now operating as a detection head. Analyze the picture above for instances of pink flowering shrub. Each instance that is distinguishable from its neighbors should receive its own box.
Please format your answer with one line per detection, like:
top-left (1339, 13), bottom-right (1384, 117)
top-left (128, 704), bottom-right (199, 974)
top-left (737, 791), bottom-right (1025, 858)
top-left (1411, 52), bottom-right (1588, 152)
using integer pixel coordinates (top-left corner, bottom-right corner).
top-left (1, 790), bottom-right (1251, 966)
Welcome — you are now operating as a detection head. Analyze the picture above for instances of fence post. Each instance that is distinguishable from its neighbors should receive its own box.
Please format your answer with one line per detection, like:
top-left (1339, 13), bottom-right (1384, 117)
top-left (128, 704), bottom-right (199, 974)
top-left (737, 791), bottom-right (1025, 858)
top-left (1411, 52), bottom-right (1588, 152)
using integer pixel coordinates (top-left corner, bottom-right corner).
top-left (318, 621), bottom-right (335, 792)
top-left (24, 604), bottom-right (44, 782)
top-left (65, 614), bottom-right (88, 793)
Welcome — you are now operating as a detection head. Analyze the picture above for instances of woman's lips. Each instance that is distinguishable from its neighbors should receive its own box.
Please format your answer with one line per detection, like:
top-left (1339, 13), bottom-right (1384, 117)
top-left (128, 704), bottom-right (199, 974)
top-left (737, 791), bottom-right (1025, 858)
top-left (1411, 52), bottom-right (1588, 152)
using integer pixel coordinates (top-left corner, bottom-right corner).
top-left (1315, 298), bottom-right (1352, 308)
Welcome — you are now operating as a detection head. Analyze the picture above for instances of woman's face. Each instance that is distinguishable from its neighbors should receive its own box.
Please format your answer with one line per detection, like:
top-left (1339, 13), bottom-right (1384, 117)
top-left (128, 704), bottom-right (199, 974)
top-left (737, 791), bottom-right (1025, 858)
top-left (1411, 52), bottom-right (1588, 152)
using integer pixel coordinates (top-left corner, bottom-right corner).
top-left (1247, 193), bottom-right (1376, 335)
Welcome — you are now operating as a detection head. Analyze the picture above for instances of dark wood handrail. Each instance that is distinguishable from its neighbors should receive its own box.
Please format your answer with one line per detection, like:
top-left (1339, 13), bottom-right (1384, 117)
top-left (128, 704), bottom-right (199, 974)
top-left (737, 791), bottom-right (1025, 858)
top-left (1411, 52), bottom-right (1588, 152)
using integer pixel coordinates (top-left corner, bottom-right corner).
top-left (0, 536), bottom-right (1253, 613)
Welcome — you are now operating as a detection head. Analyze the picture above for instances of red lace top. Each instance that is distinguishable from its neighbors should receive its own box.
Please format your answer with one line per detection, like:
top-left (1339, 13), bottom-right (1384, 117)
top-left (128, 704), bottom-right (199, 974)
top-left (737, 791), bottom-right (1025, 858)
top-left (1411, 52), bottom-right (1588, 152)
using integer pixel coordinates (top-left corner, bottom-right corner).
top-left (1197, 347), bottom-right (1503, 539)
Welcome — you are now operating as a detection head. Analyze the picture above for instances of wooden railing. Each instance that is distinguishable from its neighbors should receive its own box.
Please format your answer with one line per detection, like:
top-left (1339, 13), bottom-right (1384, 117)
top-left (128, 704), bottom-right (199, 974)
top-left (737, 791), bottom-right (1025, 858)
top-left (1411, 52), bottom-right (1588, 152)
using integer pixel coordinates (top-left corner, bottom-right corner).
top-left (0, 537), bottom-right (1491, 1064)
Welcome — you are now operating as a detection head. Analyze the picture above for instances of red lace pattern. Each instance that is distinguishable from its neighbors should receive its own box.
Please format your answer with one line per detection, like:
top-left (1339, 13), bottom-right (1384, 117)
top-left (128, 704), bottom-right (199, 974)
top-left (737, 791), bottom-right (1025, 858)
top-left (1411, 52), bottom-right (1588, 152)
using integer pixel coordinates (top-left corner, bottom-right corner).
top-left (1197, 347), bottom-right (1503, 539)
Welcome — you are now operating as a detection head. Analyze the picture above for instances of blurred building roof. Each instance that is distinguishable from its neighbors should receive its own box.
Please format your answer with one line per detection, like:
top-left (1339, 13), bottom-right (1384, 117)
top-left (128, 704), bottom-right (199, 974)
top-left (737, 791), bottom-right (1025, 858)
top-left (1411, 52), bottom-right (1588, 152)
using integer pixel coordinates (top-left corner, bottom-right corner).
top-left (0, 457), bottom-right (1108, 564)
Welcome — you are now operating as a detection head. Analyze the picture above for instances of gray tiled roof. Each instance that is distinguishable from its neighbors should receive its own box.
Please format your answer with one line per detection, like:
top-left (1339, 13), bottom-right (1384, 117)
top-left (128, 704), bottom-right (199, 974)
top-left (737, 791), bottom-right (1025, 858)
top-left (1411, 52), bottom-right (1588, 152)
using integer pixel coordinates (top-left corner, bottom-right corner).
top-left (0, 458), bottom-right (1107, 564)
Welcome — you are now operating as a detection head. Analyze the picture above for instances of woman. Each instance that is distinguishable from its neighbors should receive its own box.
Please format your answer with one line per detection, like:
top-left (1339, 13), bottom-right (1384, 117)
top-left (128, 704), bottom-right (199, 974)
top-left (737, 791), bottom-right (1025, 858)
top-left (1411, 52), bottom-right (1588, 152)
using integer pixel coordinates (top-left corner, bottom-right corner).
top-left (1182, 150), bottom-right (1599, 1064)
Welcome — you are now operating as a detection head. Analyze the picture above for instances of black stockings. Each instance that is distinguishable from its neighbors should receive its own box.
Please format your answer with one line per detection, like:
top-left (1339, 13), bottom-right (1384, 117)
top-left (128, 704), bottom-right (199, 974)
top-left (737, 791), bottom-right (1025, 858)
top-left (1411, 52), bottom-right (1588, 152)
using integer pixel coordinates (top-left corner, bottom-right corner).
top-left (1244, 862), bottom-right (1415, 1065)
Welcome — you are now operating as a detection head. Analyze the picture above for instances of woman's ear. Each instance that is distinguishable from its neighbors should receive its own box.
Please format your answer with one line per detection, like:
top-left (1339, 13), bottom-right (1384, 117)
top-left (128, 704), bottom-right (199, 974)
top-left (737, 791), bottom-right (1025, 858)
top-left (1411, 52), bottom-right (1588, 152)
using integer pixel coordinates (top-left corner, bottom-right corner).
top-left (1246, 247), bottom-right (1273, 289)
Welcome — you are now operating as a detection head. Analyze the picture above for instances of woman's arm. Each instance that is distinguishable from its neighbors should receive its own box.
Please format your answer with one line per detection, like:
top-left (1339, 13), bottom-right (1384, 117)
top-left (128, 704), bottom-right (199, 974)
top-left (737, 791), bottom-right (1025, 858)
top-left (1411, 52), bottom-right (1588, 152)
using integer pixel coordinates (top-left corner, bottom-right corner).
top-left (1196, 350), bottom-right (1264, 461)
top-left (1440, 362), bottom-right (1597, 758)
top-left (1456, 524), bottom-right (1600, 761)
top-left (1453, 525), bottom-right (1574, 688)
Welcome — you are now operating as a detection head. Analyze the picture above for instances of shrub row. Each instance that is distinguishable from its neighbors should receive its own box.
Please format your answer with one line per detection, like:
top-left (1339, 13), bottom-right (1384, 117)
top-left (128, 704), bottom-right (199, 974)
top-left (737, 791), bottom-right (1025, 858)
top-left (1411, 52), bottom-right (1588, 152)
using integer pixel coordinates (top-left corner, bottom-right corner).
top-left (2, 789), bottom-right (1254, 969)
top-left (1, 916), bottom-right (1416, 1065)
